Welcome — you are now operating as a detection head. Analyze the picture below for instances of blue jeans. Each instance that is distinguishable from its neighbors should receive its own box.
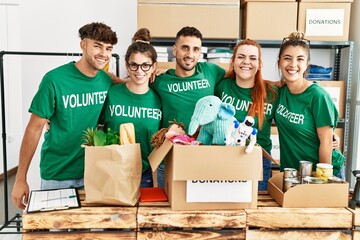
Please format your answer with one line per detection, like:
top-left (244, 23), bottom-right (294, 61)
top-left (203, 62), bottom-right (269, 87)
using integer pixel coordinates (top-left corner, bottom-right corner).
top-left (157, 163), bottom-right (165, 189)
top-left (258, 157), bottom-right (271, 191)
top-left (41, 178), bottom-right (84, 190)
top-left (141, 167), bottom-right (154, 188)
top-left (336, 164), bottom-right (346, 180)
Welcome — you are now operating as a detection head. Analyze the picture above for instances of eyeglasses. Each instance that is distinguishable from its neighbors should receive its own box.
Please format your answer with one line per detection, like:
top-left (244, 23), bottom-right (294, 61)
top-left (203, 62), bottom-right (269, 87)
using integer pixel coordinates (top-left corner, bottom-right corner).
top-left (282, 37), bottom-right (310, 46)
top-left (127, 62), bottom-right (153, 72)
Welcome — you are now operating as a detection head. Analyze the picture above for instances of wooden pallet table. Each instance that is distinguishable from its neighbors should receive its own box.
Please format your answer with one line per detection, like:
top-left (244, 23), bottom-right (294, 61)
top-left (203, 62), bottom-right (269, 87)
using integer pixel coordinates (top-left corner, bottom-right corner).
top-left (137, 192), bottom-right (354, 240)
top-left (22, 191), bottom-right (137, 240)
top-left (21, 191), bottom-right (356, 239)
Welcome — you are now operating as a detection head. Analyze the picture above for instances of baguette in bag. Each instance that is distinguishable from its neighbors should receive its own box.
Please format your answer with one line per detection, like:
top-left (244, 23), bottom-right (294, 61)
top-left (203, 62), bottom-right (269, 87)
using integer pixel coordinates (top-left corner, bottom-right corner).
top-left (120, 123), bottom-right (136, 144)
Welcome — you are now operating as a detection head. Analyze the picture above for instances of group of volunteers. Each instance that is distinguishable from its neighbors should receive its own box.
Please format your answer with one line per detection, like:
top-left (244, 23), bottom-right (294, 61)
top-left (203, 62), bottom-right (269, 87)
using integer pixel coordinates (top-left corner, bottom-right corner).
top-left (11, 22), bottom-right (344, 210)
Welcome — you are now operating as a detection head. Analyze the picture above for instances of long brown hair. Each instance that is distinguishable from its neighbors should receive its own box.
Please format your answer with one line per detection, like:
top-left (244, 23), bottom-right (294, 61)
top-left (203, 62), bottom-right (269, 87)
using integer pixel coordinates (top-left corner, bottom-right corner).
top-left (228, 39), bottom-right (277, 129)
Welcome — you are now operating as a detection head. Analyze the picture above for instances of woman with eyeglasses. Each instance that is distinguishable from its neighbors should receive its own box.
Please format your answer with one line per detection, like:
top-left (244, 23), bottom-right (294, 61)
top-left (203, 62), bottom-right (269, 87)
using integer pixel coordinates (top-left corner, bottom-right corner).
top-left (275, 31), bottom-right (344, 178)
top-left (99, 28), bottom-right (162, 188)
top-left (215, 39), bottom-right (279, 191)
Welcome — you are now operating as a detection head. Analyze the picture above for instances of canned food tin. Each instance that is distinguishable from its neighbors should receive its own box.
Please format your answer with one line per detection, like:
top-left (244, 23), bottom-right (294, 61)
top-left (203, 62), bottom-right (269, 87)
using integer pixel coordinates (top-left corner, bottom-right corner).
top-left (327, 176), bottom-right (346, 183)
top-left (302, 177), bottom-right (324, 184)
top-left (283, 178), bottom-right (301, 192)
top-left (299, 160), bottom-right (313, 178)
top-left (284, 168), bottom-right (298, 179)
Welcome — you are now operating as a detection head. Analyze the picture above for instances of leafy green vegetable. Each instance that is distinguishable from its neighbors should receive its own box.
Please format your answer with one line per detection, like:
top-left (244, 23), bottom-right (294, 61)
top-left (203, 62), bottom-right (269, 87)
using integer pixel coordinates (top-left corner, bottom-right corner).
top-left (105, 128), bottom-right (120, 145)
top-left (82, 128), bottom-right (96, 146)
top-left (82, 127), bottom-right (120, 146)
top-left (94, 130), bottom-right (107, 146)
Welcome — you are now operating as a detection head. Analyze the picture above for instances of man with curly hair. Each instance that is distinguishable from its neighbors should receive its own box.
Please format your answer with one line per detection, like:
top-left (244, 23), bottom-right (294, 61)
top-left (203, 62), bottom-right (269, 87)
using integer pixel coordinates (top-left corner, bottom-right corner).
top-left (12, 22), bottom-right (118, 209)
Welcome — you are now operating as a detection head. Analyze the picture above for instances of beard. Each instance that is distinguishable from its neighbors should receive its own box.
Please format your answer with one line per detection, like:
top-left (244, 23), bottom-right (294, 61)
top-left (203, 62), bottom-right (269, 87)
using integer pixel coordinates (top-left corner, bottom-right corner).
top-left (176, 57), bottom-right (197, 72)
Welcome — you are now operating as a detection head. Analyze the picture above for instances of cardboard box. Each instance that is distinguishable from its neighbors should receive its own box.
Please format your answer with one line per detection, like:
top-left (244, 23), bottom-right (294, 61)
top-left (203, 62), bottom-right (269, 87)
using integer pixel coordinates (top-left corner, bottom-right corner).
top-left (270, 126), bottom-right (280, 163)
top-left (268, 172), bottom-right (349, 207)
top-left (148, 139), bottom-right (263, 210)
top-left (241, 0), bottom-right (295, 3)
top-left (157, 62), bottom-right (229, 71)
top-left (242, 2), bottom-right (297, 40)
top-left (138, 0), bottom-right (240, 39)
top-left (271, 126), bottom-right (344, 163)
top-left (298, 2), bottom-right (352, 41)
top-left (314, 80), bottom-right (345, 119)
top-left (299, 0), bottom-right (352, 2)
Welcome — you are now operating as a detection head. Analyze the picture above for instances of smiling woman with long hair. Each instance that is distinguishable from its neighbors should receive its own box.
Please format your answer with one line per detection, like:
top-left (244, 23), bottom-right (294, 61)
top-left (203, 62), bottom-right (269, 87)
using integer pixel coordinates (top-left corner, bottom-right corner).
top-left (274, 31), bottom-right (344, 179)
top-left (215, 39), bottom-right (279, 191)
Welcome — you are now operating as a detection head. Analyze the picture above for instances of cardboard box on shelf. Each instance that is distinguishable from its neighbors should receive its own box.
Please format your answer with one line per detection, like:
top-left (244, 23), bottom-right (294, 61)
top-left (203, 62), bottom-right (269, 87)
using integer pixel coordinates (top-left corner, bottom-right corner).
top-left (148, 139), bottom-right (263, 210)
top-left (299, 0), bottom-right (352, 2)
top-left (242, 1), bottom-right (297, 40)
top-left (138, 0), bottom-right (240, 39)
top-left (271, 126), bottom-right (344, 163)
top-left (298, 2), bottom-right (352, 41)
top-left (270, 126), bottom-right (280, 164)
top-left (241, 0), bottom-right (295, 3)
top-left (314, 80), bottom-right (345, 119)
top-left (268, 172), bottom-right (349, 208)
top-left (157, 62), bottom-right (229, 71)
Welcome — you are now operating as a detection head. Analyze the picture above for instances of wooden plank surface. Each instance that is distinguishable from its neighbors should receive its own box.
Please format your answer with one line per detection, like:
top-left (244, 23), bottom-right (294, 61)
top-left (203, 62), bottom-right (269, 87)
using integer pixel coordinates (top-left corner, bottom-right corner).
top-left (137, 230), bottom-right (245, 240)
top-left (22, 206), bottom-right (137, 230)
top-left (22, 190), bottom-right (355, 237)
top-left (350, 207), bottom-right (360, 227)
top-left (246, 230), bottom-right (352, 240)
top-left (137, 206), bottom-right (246, 229)
top-left (245, 207), bottom-right (353, 229)
top-left (22, 231), bottom-right (136, 240)
top-left (353, 230), bottom-right (360, 240)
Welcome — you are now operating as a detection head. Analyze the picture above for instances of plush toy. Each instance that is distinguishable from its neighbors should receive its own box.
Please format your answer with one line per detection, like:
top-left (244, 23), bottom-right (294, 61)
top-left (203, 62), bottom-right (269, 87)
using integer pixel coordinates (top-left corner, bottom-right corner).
top-left (151, 121), bottom-right (199, 148)
top-left (225, 116), bottom-right (258, 153)
top-left (188, 96), bottom-right (236, 145)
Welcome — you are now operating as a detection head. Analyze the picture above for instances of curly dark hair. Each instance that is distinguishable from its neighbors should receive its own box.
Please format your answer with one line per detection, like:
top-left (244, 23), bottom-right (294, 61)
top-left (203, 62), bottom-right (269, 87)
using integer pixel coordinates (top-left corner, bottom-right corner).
top-left (175, 26), bottom-right (203, 43)
top-left (78, 22), bottom-right (118, 45)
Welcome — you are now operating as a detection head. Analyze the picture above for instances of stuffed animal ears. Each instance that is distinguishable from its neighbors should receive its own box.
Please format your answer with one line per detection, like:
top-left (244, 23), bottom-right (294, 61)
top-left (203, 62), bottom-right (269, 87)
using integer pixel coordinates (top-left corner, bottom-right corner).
top-left (218, 102), bottom-right (236, 120)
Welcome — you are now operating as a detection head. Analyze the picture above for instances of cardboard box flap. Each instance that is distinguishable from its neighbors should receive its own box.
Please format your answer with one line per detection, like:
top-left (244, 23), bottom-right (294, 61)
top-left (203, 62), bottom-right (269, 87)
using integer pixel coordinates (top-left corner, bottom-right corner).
top-left (148, 139), bottom-right (173, 171)
top-left (268, 172), bottom-right (349, 208)
top-left (172, 145), bottom-right (262, 181)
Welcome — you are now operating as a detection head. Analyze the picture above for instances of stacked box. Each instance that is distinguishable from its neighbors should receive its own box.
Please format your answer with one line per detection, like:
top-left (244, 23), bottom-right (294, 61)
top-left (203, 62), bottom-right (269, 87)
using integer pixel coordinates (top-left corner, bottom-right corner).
top-left (138, 0), bottom-right (240, 39)
top-left (241, 0), bottom-right (297, 40)
top-left (298, 1), bottom-right (352, 41)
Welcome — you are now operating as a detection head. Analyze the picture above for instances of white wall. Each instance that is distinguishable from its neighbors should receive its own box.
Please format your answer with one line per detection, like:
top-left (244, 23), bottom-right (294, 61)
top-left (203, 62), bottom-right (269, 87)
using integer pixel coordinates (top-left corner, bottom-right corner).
top-left (16, 0), bottom-right (137, 190)
top-left (0, 1), bottom-right (22, 175)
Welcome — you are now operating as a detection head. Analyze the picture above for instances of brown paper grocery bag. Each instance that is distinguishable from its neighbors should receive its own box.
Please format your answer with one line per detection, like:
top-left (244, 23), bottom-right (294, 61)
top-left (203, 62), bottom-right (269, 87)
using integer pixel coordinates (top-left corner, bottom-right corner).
top-left (84, 144), bottom-right (142, 206)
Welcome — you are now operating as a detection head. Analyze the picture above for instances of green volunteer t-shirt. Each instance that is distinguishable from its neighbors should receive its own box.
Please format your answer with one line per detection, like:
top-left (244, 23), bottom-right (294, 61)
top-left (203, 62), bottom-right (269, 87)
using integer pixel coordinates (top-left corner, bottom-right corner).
top-left (151, 62), bottom-right (225, 130)
top-left (215, 79), bottom-right (279, 153)
top-left (100, 83), bottom-right (162, 173)
top-left (274, 82), bottom-right (344, 175)
top-left (29, 62), bottom-right (113, 180)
